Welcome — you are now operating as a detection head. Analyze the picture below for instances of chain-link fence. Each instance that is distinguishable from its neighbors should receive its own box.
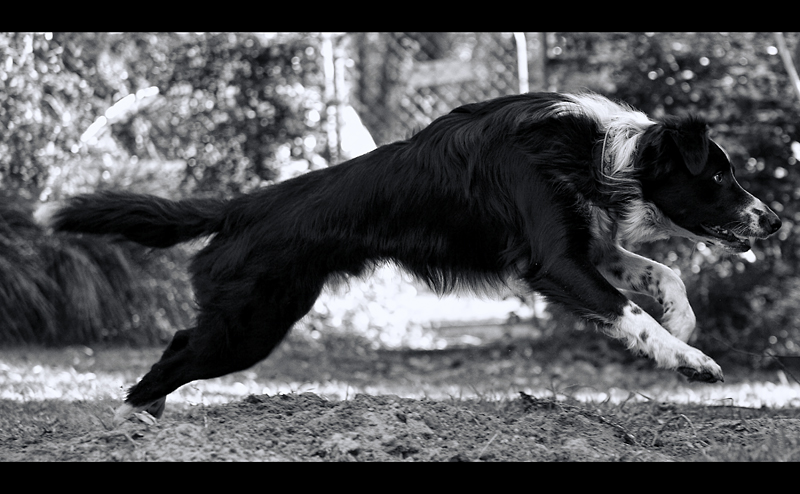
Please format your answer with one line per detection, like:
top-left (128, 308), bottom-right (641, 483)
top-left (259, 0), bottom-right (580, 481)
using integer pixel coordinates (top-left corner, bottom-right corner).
top-left (338, 32), bottom-right (541, 147)
top-left (308, 32), bottom-right (549, 330)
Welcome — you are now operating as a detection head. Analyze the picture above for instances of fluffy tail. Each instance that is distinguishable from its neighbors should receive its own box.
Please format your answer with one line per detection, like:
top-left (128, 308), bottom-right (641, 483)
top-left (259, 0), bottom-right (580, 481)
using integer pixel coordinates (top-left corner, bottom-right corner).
top-left (50, 191), bottom-right (227, 248)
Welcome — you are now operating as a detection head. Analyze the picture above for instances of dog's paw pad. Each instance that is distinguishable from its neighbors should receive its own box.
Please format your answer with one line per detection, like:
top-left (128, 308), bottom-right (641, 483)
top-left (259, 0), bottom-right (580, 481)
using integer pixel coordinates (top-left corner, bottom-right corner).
top-left (677, 366), bottom-right (724, 383)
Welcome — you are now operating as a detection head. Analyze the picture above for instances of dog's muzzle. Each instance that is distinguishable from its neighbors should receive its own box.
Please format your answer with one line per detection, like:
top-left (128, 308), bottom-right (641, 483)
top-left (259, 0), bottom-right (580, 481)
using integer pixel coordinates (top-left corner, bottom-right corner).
top-left (698, 200), bottom-right (781, 253)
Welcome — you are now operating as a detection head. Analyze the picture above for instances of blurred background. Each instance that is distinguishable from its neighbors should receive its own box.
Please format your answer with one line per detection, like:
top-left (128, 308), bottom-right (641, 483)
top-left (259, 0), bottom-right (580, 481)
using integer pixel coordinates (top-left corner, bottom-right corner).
top-left (0, 32), bottom-right (798, 369)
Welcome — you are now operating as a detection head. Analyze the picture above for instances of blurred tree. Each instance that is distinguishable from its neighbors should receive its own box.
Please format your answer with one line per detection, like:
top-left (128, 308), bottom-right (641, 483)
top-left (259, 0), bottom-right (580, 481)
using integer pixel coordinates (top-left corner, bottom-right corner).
top-left (546, 32), bottom-right (800, 362)
top-left (135, 32), bottom-right (328, 195)
top-left (0, 33), bottom-right (93, 196)
top-left (0, 33), bottom-right (330, 202)
top-left (0, 33), bottom-right (331, 345)
top-left (1, 32), bottom-right (799, 359)
top-left (774, 32), bottom-right (800, 105)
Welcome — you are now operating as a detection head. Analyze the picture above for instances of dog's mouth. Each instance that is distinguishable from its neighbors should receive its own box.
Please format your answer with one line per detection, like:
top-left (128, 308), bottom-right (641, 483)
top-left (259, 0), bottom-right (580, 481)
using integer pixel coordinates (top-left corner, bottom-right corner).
top-left (699, 223), bottom-right (751, 252)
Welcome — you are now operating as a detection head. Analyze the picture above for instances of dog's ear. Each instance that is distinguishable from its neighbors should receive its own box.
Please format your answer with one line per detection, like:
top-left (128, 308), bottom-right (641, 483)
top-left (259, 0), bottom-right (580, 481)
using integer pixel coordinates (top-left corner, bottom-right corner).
top-left (664, 116), bottom-right (709, 175)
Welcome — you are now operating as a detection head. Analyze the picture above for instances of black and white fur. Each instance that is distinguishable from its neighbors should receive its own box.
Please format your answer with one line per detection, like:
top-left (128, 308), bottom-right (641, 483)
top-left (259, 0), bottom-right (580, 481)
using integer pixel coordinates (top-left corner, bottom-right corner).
top-left (50, 92), bottom-right (781, 424)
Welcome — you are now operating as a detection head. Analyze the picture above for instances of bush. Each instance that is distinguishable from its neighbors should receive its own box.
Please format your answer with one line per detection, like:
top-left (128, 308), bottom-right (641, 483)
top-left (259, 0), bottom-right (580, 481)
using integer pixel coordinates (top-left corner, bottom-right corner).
top-left (0, 33), bottom-right (327, 345)
top-left (2, 33), bottom-right (799, 359)
top-left (0, 190), bottom-right (194, 345)
top-left (608, 32), bottom-right (800, 363)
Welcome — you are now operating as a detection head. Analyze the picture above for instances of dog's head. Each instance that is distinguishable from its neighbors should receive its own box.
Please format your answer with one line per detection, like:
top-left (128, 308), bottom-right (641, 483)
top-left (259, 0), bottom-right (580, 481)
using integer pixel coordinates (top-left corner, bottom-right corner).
top-left (635, 116), bottom-right (781, 253)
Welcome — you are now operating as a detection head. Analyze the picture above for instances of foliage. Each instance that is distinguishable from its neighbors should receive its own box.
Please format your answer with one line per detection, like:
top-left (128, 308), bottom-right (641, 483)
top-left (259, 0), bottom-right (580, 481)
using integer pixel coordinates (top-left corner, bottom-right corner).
top-left (0, 33), bottom-right (328, 201)
top-left (0, 189), bottom-right (193, 345)
top-left (122, 32), bottom-right (328, 195)
top-left (1, 32), bottom-right (799, 359)
top-left (0, 33), bottom-right (90, 194)
top-left (0, 33), bottom-right (330, 345)
top-left (535, 32), bottom-right (800, 363)
top-left (615, 33), bottom-right (798, 362)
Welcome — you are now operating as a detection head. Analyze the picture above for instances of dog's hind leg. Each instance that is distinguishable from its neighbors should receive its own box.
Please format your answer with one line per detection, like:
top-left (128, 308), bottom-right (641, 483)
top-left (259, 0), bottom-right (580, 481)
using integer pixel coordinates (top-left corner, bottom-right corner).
top-left (113, 277), bottom-right (325, 426)
top-left (112, 328), bottom-right (194, 424)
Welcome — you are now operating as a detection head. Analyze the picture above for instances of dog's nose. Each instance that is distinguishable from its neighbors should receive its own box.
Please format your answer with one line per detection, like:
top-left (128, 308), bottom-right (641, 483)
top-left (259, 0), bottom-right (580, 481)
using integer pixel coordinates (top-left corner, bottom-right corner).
top-left (768, 213), bottom-right (782, 234)
top-left (759, 208), bottom-right (782, 234)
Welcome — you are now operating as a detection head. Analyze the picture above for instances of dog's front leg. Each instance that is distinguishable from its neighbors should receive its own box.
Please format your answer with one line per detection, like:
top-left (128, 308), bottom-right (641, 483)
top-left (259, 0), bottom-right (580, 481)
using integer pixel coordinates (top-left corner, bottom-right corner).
top-left (531, 260), bottom-right (722, 382)
top-left (603, 300), bottom-right (723, 382)
top-left (597, 247), bottom-right (696, 343)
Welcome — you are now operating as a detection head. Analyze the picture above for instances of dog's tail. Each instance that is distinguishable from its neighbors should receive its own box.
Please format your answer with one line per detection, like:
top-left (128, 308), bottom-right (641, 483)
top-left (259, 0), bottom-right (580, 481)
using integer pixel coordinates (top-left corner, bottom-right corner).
top-left (49, 191), bottom-right (227, 248)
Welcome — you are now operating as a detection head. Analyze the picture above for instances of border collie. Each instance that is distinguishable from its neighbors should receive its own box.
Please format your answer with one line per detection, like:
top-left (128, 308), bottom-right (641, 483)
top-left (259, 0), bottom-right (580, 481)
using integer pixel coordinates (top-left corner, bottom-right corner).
top-left (51, 92), bottom-right (781, 424)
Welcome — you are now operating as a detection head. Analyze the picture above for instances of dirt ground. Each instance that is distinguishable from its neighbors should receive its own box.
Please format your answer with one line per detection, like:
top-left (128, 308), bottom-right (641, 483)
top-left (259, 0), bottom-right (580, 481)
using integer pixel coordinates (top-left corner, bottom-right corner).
top-left (2, 336), bottom-right (800, 461)
top-left (4, 390), bottom-right (800, 461)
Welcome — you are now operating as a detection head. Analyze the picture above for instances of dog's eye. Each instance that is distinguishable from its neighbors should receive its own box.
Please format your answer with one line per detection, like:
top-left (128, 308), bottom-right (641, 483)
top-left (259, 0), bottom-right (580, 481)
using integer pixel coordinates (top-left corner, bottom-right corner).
top-left (713, 172), bottom-right (724, 184)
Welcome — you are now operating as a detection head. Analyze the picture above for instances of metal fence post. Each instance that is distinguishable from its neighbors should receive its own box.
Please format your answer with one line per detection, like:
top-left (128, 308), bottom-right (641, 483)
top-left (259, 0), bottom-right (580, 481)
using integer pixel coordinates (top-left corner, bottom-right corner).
top-left (514, 32), bottom-right (529, 94)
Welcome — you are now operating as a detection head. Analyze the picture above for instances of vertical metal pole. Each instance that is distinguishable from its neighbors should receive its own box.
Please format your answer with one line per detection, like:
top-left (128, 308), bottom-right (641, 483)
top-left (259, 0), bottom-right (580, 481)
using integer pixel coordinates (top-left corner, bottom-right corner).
top-left (334, 37), bottom-right (347, 162)
top-left (321, 32), bottom-right (339, 164)
top-left (513, 32), bottom-right (529, 94)
top-left (775, 33), bottom-right (800, 106)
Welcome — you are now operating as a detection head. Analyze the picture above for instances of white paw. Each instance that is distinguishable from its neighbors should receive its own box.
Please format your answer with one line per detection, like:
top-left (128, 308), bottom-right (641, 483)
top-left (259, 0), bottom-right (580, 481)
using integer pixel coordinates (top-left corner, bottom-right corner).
top-left (662, 304), bottom-right (696, 343)
top-left (111, 397), bottom-right (165, 427)
top-left (674, 347), bottom-right (723, 383)
top-left (112, 403), bottom-right (137, 427)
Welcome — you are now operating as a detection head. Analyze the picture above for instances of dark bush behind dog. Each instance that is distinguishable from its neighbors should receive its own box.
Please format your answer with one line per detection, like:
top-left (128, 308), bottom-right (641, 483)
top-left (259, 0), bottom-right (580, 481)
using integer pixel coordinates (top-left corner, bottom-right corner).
top-left (0, 190), bottom-right (194, 345)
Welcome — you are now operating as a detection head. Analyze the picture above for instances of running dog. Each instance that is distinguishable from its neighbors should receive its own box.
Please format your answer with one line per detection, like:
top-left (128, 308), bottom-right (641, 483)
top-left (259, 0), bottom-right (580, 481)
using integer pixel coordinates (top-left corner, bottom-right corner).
top-left (51, 92), bottom-right (782, 424)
